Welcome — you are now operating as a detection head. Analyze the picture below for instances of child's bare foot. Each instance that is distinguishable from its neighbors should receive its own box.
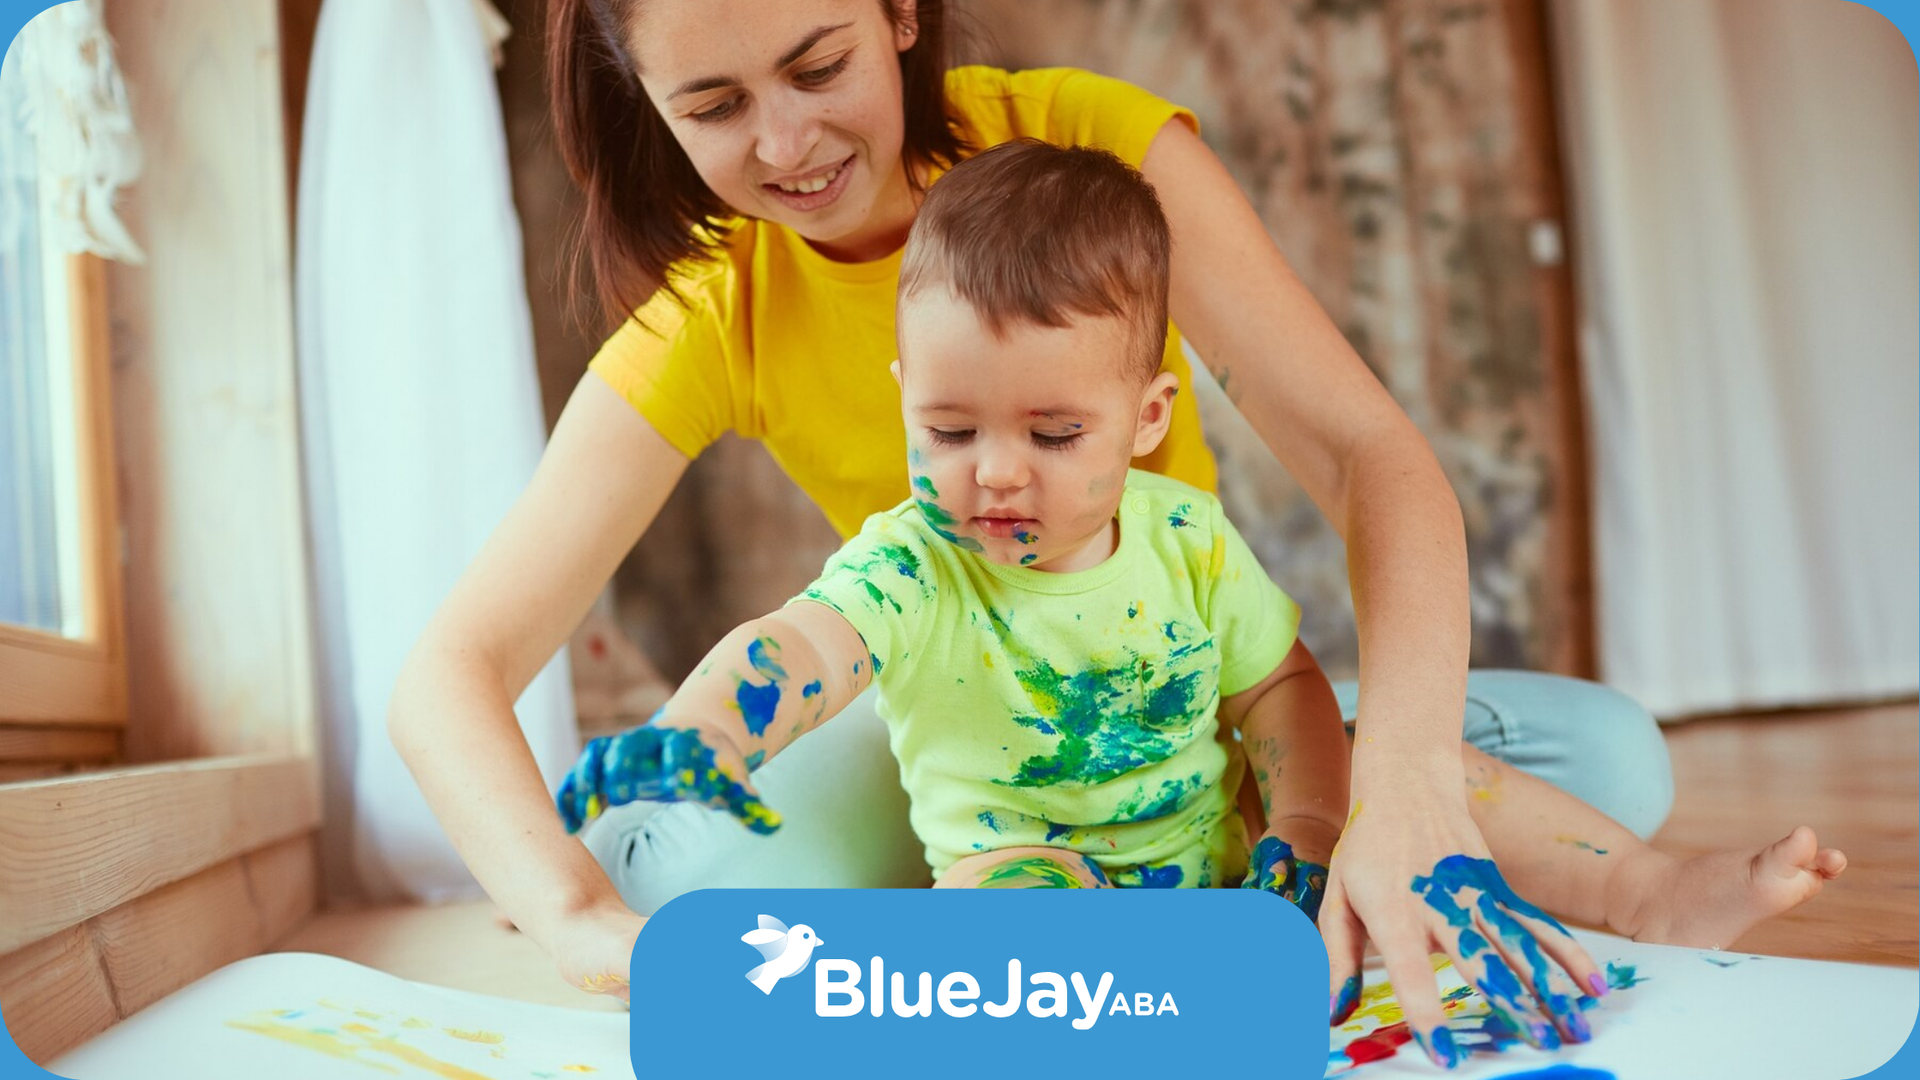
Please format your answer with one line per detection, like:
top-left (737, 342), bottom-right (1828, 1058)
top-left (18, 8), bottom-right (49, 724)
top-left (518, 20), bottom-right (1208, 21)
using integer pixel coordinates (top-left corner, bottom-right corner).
top-left (1609, 826), bottom-right (1846, 950)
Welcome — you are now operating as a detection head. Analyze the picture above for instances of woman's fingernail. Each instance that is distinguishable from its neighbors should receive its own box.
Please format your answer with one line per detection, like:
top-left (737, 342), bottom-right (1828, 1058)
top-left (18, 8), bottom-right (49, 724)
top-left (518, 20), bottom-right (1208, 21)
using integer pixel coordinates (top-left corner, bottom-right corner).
top-left (1413, 1026), bottom-right (1464, 1069)
top-left (1565, 1008), bottom-right (1593, 1043)
top-left (1329, 974), bottom-right (1363, 1025)
top-left (1588, 971), bottom-right (1610, 997)
top-left (1532, 1022), bottom-right (1563, 1051)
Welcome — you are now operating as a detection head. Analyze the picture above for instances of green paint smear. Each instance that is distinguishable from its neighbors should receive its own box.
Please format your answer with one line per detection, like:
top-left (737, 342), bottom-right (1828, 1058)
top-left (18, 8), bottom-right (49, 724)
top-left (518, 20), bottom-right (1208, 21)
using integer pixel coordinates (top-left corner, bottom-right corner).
top-left (1604, 961), bottom-right (1646, 990)
top-left (1107, 772), bottom-right (1205, 823)
top-left (912, 474), bottom-right (939, 498)
top-left (978, 856), bottom-right (1086, 889)
top-left (915, 497), bottom-right (984, 552)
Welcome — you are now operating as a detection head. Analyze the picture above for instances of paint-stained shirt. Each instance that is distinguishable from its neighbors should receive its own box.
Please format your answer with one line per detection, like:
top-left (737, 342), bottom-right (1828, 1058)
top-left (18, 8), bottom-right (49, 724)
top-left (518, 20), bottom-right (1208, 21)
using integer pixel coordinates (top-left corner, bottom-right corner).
top-left (789, 471), bottom-right (1301, 887)
top-left (587, 66), bottom-right (1216, 541)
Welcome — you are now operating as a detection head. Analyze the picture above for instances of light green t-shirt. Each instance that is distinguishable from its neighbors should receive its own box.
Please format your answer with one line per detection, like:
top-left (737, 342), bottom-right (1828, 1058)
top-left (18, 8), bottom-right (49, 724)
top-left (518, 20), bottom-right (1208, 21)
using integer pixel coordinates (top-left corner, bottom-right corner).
top-left (790, 471), bottom-right (1301, 888)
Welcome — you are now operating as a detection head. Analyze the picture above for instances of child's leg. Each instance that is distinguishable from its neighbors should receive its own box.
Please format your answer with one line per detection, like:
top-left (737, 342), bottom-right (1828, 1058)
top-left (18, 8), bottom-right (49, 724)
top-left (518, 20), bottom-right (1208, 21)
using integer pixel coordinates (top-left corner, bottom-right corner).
top-left (1461, 744), bottom-right (1846, 949)
top-left (938, 846), bottom-right (1111, 889)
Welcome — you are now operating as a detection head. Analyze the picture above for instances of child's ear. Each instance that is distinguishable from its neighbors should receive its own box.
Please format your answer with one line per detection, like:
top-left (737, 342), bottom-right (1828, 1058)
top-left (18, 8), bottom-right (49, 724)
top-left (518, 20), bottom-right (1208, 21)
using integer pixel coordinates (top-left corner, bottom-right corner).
top-left (1131, 370), bottom-right (1181, 457)
top-left (890, 359), bottom-right (903, 389)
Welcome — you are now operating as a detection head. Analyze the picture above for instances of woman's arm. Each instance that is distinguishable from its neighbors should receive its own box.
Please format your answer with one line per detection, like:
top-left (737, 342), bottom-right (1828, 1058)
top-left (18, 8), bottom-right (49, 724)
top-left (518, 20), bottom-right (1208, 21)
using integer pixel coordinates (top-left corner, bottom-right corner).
top-left (1143, 120), bottom-right (1595, 1054)
top-left (1143, 118), bottom-right (1470, 785)
top-left (387, 373), bottom-right (688, 989)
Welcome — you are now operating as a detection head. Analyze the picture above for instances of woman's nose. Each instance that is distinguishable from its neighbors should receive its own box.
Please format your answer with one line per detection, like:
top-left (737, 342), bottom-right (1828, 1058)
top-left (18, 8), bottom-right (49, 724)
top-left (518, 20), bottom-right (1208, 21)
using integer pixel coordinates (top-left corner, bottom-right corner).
top-left (755, 103), bottom-right (821, 174)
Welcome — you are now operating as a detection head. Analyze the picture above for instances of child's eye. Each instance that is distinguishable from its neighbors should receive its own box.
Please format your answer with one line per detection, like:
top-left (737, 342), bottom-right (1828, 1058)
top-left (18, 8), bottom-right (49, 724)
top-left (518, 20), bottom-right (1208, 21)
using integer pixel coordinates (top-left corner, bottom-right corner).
top-left (690, 95), bottom-right (742, 123)
top-left (926, 429), bottom-right (973, 446)
top-left (1032, 432), bottom-right (1084, 451)
top-left (795, 55), bottom-right (851, 87)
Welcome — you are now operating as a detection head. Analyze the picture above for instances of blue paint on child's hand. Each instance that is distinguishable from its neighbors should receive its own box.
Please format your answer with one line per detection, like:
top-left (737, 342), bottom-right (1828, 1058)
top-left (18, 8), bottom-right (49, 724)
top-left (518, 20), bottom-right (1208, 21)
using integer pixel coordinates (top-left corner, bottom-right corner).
top-left (555, 723), bottom-right (781, 836)
top-left (1242, 835), bottom-right (1329, 923)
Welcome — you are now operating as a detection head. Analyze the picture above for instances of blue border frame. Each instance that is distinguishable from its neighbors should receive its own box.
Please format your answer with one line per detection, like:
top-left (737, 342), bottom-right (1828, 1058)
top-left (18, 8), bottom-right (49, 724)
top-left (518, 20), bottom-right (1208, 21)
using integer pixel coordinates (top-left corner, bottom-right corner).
top-left (0, 0), bottom-right (1914, 1075)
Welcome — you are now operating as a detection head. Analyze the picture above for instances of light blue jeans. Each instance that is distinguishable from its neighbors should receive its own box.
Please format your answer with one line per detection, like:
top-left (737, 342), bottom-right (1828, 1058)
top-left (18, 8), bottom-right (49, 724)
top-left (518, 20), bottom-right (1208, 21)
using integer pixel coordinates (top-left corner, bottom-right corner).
top-left (581, 671), bottom-right (1674, 914)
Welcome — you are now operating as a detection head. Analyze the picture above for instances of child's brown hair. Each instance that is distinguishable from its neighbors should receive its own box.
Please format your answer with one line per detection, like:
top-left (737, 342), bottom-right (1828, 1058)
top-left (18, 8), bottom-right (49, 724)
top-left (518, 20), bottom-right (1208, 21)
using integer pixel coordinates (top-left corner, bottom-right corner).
top-left (897, 140), bottom-right (1172, 383)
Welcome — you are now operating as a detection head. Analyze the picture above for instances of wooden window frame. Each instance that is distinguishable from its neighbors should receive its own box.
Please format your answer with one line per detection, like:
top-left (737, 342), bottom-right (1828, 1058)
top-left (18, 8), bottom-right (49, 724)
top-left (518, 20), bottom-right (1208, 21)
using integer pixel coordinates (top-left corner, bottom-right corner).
top-left (0, 251), bottom-right (128, 772)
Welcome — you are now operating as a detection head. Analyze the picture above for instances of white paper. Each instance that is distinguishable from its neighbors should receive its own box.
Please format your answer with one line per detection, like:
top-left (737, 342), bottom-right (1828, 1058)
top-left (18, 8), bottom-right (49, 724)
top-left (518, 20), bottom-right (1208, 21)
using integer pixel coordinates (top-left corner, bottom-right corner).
top-left (48, 953), bottom-right (634, 1080)
top-left (1329, 930), bottom-right (1918, 1078)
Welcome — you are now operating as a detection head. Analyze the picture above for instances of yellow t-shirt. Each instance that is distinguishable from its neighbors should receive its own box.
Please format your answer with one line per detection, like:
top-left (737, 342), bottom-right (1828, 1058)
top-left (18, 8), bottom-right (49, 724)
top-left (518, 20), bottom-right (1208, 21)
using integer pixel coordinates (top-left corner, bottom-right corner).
top-left (588, 66), bottom-right (1219, 540)
top-left (789, 471), bottom-right (1301, 887)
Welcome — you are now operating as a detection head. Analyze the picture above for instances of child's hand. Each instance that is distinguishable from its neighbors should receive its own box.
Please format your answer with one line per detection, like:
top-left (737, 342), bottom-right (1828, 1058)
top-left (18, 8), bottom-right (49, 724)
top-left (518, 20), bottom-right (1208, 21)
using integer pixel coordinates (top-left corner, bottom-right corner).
top-left (556, 721), bottom-right (781, 835)
top-left (1242, 816), bottom-right (1340, 923)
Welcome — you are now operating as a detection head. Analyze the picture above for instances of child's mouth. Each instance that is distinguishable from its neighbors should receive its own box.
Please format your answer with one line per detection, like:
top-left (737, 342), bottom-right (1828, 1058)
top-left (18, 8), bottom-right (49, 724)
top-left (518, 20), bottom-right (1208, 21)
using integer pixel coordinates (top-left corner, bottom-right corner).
top-left (973, 517), bottom-right (1035, 540)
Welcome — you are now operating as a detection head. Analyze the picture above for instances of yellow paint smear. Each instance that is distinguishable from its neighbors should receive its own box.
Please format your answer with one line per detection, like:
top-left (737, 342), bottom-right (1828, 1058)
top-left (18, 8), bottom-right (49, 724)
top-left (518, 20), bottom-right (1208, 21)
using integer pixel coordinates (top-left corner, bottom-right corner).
top-left (561, 1067), bottom-right (598, 1074)
top-left (402, 1018), bottom-right (433, 1029)
top-left (223, 1020), bottom-right (398, 1073)
top-left (444, 1028), bottom-right (505, 1045)
top-left (362, 1035), bottom-right (501, 1080)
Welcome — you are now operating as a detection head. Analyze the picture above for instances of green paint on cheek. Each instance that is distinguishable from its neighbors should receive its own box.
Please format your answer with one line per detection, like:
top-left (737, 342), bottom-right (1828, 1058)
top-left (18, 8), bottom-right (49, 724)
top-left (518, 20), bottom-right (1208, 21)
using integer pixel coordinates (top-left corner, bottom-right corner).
top-left (917, 496), bottom-right (985, 552)
top-left (912, 474), bottom-right (939, 499)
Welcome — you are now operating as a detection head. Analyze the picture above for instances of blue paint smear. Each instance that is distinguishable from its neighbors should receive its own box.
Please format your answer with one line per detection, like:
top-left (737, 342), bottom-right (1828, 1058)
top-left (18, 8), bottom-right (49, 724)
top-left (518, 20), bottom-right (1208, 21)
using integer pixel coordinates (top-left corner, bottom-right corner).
top-left (744, 749), bottom-right (766, 770)
top-left (1482, 1060), bottom-right (1620, 1068)
top-left (802, 680), bottom-right (822, 698)
top-left (1045, 822), bottom-right (1073, 842)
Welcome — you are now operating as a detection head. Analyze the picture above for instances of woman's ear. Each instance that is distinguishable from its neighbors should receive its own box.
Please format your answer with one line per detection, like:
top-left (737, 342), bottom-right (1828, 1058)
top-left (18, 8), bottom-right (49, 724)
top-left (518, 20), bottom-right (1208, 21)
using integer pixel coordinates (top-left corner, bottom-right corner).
top-left (892, 0), bottom-right (920, 52)
top-left (1131, 370), bottom-right (1182, 458)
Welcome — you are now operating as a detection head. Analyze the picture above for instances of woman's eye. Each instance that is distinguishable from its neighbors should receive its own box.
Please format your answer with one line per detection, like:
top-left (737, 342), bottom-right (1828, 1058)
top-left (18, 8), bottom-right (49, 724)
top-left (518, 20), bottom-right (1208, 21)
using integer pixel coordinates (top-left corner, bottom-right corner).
top-left (691, 96), bottom-right (742, 123)
top-left (926, 429), bottom-right (973, 446)
top-left (796, 55), bottom-right (851, 87)
top-left (1032, 432), bottom-right (1084, 451)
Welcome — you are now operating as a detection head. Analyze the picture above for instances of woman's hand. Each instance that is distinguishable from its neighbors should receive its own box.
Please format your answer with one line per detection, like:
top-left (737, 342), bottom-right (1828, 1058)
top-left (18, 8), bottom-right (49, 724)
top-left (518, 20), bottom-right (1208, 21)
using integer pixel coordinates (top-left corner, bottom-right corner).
top-left (1242, 814), bottom-right (1340, 922)
top-left (545, 901), bottom-right (647, 1005)
top-left (556, 720), bottom-right (780, 835)
top-left (1319, 781), bottom-right (1603, 1070)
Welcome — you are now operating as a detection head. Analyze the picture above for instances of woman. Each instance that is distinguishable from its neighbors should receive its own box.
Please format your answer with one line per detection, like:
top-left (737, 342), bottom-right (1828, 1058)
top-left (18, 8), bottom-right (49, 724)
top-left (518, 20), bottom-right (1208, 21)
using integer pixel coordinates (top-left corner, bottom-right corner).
top-left (388, 0), bottom-right (1673, 1045)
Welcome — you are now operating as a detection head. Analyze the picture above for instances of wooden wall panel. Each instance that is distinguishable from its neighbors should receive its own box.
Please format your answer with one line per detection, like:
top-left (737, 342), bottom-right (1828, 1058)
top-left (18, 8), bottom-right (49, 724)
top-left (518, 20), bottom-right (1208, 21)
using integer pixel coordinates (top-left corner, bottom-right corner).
top-left (0, 925), bottom-right (120, 1067)
top-left (0, 757), bottom-right (319, 954)
top-left (103, 0), bottom-right (318, 760)
top-left (91, 860), bottom-right (265, 1016)
top-left (0, 833), bottom-right (319, 1066)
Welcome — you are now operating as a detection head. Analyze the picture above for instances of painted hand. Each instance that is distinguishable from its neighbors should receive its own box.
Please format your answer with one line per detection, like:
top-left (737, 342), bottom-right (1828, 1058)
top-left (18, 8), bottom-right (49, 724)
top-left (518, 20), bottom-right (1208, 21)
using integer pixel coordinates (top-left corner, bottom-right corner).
top-left (1319, 790), bottom-right (1603, 1071)
top-left (555, 721), bottom-right (780, 836)
top-left (547, 902), bottom-right (645, 1007)
top-left (1241, 835), bottom-right (1331, 923)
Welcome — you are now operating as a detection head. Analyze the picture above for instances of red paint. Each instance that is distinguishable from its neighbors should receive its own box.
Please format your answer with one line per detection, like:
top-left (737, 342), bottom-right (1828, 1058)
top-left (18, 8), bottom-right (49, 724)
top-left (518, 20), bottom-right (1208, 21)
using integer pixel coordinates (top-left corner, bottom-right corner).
top-left (1343, 1022), bottom-right (1413, 1065)
top-left (588, 635), bottom-right (608, 660)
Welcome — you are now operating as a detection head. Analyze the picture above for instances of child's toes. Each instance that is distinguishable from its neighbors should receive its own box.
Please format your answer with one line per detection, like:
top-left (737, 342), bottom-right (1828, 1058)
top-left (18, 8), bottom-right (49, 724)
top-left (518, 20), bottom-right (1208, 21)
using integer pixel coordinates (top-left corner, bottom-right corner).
top-left (1814, 848), bottom-right (1848, 879)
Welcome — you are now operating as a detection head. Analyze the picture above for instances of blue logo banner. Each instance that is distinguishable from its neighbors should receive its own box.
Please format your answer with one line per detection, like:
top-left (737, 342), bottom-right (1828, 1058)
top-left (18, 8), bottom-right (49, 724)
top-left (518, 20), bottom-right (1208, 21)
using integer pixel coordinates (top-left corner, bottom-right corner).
top-left (629, 887), bottom-right (1327, 1079)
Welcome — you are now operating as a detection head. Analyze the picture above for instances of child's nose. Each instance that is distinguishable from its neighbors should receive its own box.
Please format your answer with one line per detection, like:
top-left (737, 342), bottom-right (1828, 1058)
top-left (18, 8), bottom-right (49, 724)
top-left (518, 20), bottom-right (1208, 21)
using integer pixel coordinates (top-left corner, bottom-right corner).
top-left (975, 446), bottom-right (1030, 491)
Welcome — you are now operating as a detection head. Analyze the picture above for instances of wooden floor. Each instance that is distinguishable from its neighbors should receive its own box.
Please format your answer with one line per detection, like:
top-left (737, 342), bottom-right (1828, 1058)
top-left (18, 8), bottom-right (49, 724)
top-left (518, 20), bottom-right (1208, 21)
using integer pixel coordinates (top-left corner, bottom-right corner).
top-left (1651, 699), bottom-right (1918, 966)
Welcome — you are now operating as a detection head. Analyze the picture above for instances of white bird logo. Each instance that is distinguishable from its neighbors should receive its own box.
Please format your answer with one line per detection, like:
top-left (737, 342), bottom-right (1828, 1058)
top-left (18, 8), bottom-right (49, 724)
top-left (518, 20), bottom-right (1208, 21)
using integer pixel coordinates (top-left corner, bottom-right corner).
top-left (741, 913), bottom-right (824, 995)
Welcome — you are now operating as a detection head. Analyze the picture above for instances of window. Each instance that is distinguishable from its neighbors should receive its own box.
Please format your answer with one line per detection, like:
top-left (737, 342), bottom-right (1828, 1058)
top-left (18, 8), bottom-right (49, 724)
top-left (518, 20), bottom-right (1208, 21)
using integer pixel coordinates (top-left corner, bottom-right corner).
top-left (0, 38), bottom-right (126, 770)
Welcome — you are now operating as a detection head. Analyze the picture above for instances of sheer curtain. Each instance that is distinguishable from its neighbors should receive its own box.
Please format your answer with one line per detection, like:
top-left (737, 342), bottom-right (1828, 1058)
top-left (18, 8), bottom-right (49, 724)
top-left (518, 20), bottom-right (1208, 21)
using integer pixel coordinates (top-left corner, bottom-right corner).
top-left (1550, 0), bottom-right (1918, 717)
top-left (296, 0), bottom-right (577, 901)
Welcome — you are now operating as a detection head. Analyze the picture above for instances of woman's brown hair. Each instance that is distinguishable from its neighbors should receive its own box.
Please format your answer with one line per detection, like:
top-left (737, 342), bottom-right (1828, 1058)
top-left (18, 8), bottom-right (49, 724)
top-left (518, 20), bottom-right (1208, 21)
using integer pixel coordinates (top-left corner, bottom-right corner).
top-left (548, 0), bottom-right (968, 330)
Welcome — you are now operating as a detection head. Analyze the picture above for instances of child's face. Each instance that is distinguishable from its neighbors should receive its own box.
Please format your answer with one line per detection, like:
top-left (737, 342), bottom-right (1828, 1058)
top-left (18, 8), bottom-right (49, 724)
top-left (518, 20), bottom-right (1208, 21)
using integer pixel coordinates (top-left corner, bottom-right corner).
top-left (894, 288), bottom-right (1177, 571)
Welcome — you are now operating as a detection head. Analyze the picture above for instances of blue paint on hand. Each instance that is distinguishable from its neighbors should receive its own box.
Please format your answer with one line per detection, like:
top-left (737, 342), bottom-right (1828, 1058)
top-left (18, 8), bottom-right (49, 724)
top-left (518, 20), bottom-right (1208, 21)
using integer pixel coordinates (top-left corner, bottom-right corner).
top-left (555, 723), bottom-right (780, 836)
top-left (1243, 835), bottom-right (1329, 923)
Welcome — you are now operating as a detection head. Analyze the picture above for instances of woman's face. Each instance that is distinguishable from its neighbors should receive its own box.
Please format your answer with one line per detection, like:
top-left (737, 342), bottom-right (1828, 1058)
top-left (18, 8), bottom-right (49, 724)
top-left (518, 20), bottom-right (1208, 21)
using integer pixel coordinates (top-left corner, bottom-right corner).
top-left (627, 0), bottom-right (918, 261)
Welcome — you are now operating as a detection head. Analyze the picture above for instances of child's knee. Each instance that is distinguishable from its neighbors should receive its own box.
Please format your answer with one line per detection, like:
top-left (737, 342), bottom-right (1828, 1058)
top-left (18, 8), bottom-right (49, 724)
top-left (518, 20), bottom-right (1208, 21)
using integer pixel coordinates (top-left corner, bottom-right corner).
top-left (941, 847), bottom-right (1109, 889)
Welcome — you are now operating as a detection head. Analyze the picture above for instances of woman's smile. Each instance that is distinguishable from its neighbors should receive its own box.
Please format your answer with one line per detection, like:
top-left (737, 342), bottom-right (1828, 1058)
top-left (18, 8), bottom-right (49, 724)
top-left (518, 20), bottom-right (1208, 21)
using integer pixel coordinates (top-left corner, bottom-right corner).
top-left (762, 153), bottom-right (857, 212)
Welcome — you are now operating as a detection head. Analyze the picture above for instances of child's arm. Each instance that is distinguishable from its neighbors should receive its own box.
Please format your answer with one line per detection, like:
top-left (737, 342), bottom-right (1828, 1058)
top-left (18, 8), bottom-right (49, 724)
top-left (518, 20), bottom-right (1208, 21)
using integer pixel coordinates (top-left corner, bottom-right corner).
top-left (555, 602), bottom-right (872, 835)
top-left (1219, 637), bottom-right (1350, 918)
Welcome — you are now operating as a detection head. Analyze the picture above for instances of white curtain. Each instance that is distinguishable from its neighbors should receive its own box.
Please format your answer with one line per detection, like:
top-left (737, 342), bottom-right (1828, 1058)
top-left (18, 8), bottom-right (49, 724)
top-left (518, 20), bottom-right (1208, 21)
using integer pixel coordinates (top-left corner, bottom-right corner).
top-left (297, 0), bottom-right (577, 901)
top-left (1550, 0), bottom-right (1918, 718)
